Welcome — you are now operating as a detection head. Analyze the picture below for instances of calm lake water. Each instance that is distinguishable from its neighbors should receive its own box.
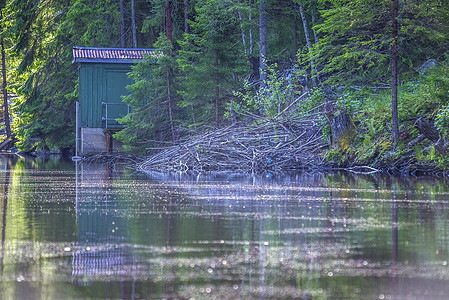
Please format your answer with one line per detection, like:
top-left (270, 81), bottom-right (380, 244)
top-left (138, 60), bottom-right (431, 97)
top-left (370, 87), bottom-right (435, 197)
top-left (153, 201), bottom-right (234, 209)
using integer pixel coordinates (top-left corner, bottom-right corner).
top-left (0, 156), bottom-right (449, 299)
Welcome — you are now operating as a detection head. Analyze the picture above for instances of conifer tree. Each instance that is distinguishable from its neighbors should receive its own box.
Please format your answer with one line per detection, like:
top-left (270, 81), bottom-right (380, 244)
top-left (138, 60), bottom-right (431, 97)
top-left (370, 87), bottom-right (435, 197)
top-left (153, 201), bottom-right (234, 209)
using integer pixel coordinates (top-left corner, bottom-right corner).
top-left (311, 0), bottom-right (449, 142)
top-left (177, 0), bottom-right (248, 127)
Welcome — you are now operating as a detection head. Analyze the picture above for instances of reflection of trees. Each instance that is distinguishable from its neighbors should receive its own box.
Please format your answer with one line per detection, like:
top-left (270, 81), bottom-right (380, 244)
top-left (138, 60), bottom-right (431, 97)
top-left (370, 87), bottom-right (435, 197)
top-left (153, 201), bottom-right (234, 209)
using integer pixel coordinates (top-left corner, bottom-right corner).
top-left (0, 157), bottom-right (10, 275)
top-left (392, 197), bottom-right (398, 265)
top-left (0, 156), bottom-right (78, 299)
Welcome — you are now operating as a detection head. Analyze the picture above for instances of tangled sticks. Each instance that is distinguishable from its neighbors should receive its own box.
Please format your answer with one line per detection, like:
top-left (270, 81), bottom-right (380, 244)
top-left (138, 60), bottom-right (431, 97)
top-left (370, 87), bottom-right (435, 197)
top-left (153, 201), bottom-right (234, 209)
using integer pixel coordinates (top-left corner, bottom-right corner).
top-left (138, 119), bottom-right (328, 173)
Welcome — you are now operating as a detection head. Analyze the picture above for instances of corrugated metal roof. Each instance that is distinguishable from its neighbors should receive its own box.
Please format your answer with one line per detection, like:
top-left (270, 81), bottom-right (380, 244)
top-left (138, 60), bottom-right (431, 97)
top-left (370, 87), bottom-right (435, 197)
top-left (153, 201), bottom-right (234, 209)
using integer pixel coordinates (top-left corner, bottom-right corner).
top-left (73, 46), bottom-right (161, 64)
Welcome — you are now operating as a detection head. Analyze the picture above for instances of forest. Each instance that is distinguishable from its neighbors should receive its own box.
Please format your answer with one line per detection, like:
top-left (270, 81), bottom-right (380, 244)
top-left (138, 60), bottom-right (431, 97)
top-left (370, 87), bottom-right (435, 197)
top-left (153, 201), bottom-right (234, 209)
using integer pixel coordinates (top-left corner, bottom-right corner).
top-left (0, 0), bottom-right (449, 173)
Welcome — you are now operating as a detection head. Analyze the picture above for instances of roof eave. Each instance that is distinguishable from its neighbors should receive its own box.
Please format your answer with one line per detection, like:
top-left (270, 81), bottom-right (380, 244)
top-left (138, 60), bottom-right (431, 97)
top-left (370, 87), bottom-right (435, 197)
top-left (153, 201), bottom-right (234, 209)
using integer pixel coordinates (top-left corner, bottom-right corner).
top-left (73, 46), bottom-right (158, 51)
top-left (72, 58), bottom-right (142, 64)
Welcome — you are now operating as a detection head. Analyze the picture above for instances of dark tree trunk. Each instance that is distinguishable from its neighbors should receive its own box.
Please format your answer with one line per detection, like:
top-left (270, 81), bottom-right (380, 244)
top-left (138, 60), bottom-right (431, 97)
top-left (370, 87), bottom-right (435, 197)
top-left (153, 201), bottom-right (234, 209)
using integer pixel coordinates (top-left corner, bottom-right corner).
top-left (0, 19), bottom-right (10, 138)
top-left (166, 0), bottom-right (172, 42)
top-left (391, 0), bottom-right (399, 144)
top-left (184, 0), bottom-right (190, 34)
top-left (414, 117), bottom-right (439, 142)
top-left (259, 0), bottom-right (267, 88)
top-left (105, 131), bottom-right (113, 152)
top-left (120, 0), bottom-right (126, 47)
top-left (131, 0), bottom-right (137, 47)
top-left (166, 0), bottom-right (175, 141)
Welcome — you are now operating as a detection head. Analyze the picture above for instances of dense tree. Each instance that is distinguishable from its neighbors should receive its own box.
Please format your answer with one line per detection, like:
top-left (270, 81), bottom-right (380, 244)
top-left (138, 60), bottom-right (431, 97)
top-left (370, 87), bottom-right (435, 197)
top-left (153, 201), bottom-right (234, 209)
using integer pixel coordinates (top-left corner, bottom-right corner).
top-left (3, 0), bottom-right (76, 151)
top-left (115, 1), bottom-right (183, 152)
top-left (311, 0), bottom-right (449, 142)
top-left (2, 0), bottom-right (160, 151)
top-left (177, 0), bottom-right (248, 127)
top-left (114, 36), bottom-right (175, 153)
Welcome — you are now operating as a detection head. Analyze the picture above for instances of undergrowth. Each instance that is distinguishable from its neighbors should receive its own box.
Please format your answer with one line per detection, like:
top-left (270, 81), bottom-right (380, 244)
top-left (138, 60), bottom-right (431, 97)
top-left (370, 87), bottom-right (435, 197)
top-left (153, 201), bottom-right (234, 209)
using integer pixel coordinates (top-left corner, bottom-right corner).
top-left (325, 58), bottom-right (449, 170)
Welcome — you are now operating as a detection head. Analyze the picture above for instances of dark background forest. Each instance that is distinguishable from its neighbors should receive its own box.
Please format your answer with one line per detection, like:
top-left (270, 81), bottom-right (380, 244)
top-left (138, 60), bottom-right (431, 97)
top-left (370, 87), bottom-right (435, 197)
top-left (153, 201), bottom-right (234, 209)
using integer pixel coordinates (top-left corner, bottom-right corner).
top-left (1, 0), bottom-right (449, 170)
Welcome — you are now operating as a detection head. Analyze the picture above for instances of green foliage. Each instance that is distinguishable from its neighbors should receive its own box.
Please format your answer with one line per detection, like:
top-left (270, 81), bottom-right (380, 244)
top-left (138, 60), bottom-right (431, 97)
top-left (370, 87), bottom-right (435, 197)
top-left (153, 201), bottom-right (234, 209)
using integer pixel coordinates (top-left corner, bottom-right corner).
top-left (310, 0), bottom-right (449, 87)
top-left (177, 0), bottom-right (248, 127)
top-left (259, 63), bottom-right (294, 117)
top-left (435, 105), bottom-right (449, 139)
top-left (2, 0), bottom-right (167, 152)
top-left (298, 87), bottom-right (324, 114)
top-left (114, 35), bottom-right (176, 154)
top-left (2, 0), bottom-right (79, 151)
top-left (228, 80), bottom-right (256, 118)
top-left (63, 0), bottom-right (121, 47)
top-left (335, 92), bottom-right (362, 114)
top-left (325, 57), bottom-right (449, 168)
top-left (2, 0), bottom-right (125, 151)
top-left (307, 0), bottom-right (391, 86)
top-left (232, 63), bottom-right (296, 118)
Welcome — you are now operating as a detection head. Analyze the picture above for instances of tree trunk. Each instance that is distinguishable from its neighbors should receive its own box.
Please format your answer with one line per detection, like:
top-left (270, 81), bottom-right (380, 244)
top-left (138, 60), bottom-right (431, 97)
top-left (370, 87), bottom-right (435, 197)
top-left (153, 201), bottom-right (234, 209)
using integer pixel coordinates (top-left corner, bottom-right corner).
top-left (391, 0), bottom-right (399, 144)
top-left (1, 22), bottom-right (10, 137)
top-left (131, 0), bottom-right (137, 47)
top-left (215, 54), bottom-right (220, 127)
top-left (299, 4), bottom-right (317, 87)
top-left (120, 0), bottom-right (125, 47)
top-left (167, 68), bottom-right (175, 141)
top-left (324, 101), bottom-right (356, 148)
top-left (259, 0), bottom-right (267, 89)
top-left (249, 0), bottom-right (253, 55)
top-left (166, 0), bottom-right (175, 141)
top-left (330, 113), bottom-right (356, 148)
top-left (166, 0), bottom-right (172, 42)
top-left (238, 9), bottom-right (247, 55)
top-left (184, 0), bottom-right (190, 34)
top-left (311, 1), bottom-right (320, 83)
top-left (311, 0), bottom-right (319, 44)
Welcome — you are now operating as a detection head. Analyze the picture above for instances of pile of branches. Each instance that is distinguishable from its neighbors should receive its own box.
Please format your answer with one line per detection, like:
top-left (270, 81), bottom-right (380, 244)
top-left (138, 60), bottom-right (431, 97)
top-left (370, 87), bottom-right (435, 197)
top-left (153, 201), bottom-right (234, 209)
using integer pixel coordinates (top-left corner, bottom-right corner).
top-left (138, 118), bottom-right (329, 173)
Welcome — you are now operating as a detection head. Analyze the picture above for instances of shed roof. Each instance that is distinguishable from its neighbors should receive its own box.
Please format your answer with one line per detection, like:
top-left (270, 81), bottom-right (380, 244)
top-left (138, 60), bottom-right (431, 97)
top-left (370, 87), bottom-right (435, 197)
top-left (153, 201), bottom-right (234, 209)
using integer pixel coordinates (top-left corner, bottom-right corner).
top-left (73, 46), bottom-right (161, 64)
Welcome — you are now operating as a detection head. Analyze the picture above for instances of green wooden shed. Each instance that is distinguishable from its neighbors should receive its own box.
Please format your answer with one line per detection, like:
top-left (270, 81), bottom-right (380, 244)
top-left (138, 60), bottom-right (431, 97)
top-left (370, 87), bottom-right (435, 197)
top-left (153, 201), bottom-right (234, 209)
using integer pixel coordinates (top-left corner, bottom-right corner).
top-left (72, 46), bottom-right (159, 155)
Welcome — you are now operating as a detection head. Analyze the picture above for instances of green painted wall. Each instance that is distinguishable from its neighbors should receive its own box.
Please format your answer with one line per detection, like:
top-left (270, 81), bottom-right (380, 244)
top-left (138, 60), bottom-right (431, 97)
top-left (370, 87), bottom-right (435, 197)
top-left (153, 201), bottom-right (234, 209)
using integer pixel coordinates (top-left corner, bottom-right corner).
top-left (78, 63), bottom-right (134, 128)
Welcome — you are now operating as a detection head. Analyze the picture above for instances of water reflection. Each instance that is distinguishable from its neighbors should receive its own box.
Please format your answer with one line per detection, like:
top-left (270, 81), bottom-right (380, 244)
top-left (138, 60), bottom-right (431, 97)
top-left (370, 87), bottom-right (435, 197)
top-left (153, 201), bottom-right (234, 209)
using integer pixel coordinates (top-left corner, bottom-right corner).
top-left (0, 156), bottom-right (10, 276)
top-left (0, 156), bottom-right (448, 299)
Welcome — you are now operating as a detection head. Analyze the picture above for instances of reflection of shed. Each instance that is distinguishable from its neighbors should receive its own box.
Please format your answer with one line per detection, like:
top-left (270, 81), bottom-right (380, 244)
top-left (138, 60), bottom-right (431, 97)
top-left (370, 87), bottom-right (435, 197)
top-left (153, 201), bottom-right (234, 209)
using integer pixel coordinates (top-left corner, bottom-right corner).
top-left (73, 162), bottom-right (131, 283)
top-left (72, 47), bottom-right (158, 155)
